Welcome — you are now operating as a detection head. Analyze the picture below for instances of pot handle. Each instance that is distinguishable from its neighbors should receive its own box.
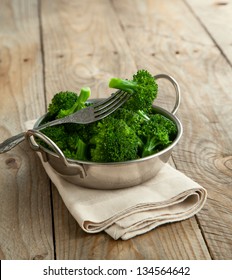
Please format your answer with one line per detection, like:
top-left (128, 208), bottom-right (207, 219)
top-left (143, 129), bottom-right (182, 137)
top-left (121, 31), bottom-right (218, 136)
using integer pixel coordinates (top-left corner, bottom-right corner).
top-left (25, 129), bottom-right (87, 178)
top-left (154, 74), bottom-right (181, 115)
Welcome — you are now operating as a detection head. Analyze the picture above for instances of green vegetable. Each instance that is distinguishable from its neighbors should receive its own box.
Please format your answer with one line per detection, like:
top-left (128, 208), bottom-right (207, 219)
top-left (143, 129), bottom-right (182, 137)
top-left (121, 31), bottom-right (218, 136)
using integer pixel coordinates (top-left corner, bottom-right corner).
top-left (57, 87), bottom-right (91, 118)
top-left (41, 88), bottom-right (91, 161)
top-left (39, 125), bottom-right (68, 151)
top-left (112, 108), bottom-right (149, 137)
top-left (48, 91), bottom-right (78, 118)
top-left (109, 69), bottom-right (158, 112)
top-left (64, 135), bottom-right (88, 161)
top-left (90, 116), bottom-right (143, 162)
top-left (39, 69), bottom-right (178, 163)
top-left (140, 113), bottom-right (177, 157)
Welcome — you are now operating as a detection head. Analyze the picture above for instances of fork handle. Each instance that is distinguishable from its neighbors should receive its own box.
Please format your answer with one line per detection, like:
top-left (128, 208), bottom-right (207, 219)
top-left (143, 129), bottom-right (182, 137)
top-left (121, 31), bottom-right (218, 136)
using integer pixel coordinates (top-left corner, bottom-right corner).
top-left (0, 116), bottom-right (70, 154)
top-left (0, 132), bottom-right (25, 154)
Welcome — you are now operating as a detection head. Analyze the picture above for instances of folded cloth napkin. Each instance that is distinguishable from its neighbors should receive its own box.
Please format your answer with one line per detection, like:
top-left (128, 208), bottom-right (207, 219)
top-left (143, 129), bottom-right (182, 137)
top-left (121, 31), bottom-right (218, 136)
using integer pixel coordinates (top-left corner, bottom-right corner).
top-left (39, 155), bottom-right (207, 240)
top-left (25, 120), bottom-right (207, 240)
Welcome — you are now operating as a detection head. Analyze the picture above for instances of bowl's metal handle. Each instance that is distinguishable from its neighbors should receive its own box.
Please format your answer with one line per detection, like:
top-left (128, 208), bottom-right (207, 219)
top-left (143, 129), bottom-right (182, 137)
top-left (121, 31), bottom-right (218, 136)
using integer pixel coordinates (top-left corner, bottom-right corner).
top-left (154, 74), bottom-right (181, 115)
top-left (25, 129), bottom-right (87, 178)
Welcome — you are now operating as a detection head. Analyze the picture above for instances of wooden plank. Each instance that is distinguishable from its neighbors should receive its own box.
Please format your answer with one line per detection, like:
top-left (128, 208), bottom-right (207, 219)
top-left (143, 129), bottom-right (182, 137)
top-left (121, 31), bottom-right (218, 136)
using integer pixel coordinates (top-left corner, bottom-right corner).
top-left (112, 0), bottom-right (232, 259)
top-left (40, 0), bottom-right (137, 103)
top-left (0, 0), bottom-right (54, 259)
top-left (41, 0), bottom-right (211, 259)
top-left (185, 0), bottom-right (232, 65)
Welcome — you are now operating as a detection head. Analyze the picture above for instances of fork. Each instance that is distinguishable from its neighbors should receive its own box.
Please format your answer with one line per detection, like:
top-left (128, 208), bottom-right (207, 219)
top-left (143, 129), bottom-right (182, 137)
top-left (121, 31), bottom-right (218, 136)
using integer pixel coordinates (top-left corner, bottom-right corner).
top-left (0, 90), bottom-right (131, 154)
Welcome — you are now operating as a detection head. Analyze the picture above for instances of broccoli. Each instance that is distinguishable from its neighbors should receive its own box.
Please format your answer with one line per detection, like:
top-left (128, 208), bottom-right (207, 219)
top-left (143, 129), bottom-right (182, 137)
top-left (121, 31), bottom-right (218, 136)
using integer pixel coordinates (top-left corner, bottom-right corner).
top-left (64, 135), bottom-right (88, 161)
top-left (57, 87), bottom-right (91, 118)
top-left (40, 125), bottom-right (68, 151)
top-left (40, 88), bottom-right (91, 160)
top-left (109, 69), bottom-right (158, 112)
top-left (140, 113), bottom-right (178, 157)
top-left (112, 108), bottom-right (177, 158)
top-left (38, 126), bottom-right (88, 161)
top-left (48, 91), bottom-right (78, 118)
top-left (90, 117), bottom-right (143, 162)
top-left (39, 69), bottom-right (178, 162)
top-left (112, 108), bottom-right (149, 135)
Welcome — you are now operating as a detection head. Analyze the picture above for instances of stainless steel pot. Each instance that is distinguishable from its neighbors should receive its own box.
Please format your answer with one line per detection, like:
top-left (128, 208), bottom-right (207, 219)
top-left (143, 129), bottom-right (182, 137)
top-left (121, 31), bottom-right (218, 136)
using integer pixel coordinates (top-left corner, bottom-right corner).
top-left (26, 74), bottom-right (183, 190)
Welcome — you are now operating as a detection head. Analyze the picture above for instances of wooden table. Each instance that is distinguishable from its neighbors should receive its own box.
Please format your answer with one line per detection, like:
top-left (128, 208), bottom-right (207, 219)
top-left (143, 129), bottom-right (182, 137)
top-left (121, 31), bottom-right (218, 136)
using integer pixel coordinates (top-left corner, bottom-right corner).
top-left (0, 0), bottom-right (232, 260)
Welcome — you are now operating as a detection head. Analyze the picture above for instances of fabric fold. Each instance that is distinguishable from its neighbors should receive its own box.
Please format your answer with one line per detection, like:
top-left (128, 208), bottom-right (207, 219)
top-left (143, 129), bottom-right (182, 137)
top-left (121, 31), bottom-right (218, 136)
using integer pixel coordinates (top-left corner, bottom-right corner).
top-left (39, 156), bottom-right (207, 240)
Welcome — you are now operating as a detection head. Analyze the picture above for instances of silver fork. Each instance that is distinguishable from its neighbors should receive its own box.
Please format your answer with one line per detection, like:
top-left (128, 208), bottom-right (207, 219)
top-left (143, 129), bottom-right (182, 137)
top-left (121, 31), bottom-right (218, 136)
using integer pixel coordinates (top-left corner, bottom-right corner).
top-left (0, 90), bottom-right (131, 153)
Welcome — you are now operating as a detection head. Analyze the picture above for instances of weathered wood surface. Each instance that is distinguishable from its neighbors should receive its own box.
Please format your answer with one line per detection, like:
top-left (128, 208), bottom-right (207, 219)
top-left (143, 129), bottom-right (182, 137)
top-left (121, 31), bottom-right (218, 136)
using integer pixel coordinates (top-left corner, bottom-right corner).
top-left (0, 0), bottom-right (231, 260)
top-left (186, 0), bottom-right (232, 65)
top-left (0, 0), bottom-right (54, 259)
top-left (184, 0), bottom-right (232, 261)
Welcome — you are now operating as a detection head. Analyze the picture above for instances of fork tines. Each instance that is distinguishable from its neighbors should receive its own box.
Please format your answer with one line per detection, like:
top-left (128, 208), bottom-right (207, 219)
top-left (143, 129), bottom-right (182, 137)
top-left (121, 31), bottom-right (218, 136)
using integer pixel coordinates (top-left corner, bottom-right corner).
top-left (93, 91), bottom-right (131, 120)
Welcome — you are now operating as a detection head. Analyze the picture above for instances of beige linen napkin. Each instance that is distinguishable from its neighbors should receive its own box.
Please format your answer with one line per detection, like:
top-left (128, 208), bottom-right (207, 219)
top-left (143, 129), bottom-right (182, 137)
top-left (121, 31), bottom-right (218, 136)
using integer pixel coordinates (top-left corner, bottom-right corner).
top-left (25, 120), bottom-right (207, 240)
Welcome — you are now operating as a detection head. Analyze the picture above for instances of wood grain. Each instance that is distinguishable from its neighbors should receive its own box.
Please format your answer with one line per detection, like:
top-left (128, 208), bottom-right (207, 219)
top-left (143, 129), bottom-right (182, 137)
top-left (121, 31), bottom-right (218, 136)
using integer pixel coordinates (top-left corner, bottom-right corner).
top-left (41, 0), bottom-right (211, 260)
top-left (185, 0), bottom-right (232, 65)
top-left (40, 0), bottom-right (137, 102)
top-left (0, 0), bottom-right (54, 259)
top-left (1, 0), bottom-right (231, 260)
top-left (113, 0), bottom-right (232, 259)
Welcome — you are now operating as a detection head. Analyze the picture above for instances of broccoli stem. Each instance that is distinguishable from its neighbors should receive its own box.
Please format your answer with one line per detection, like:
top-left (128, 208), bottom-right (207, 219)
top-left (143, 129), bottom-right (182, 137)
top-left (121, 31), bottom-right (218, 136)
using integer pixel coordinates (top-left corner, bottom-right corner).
top-left (76, 138), bottom-right (87, 161)
top-left (142, 137), bottom-right (162, 157)
top-left (142, 136), bottom-right (171, 157)
top-left (76, 87), bottom-right (91, 106)
top-left (58, 87), bottom-right (91, 118)
top-left (109, 78), bottom-right (137, 94)
top-left (137, 110), bottom-right (150, 121)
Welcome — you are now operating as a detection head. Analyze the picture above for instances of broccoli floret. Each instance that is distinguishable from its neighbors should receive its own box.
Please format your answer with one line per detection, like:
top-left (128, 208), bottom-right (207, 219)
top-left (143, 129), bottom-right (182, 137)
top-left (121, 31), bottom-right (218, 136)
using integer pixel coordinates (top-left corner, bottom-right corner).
top-left (90, 117), bottom-right (143, 162)
top-left (48, 91), bottom-right (78, 118)
top-left (40, 87), bottom-right (92, 160)
top-left (150, 114), bottom-right (178, 141)
top-left (57, 87), bottom-right (91, 118)
top-left (142, 130), bottom-right (171, 157)
top-left (109, 69), bottom-right (158, 112)
top-left (140, 113), bottom-right (178, 157)
top-left (39, 125), bottom-right (68, 151)
top-left (112, 108), bottom-right (149, 135)
top-left (39, 126), bottom-right (88, 161)
top-left (70, 122), bottom-right (99, 143)
top-left (64, 135), bottom-right (87, 161)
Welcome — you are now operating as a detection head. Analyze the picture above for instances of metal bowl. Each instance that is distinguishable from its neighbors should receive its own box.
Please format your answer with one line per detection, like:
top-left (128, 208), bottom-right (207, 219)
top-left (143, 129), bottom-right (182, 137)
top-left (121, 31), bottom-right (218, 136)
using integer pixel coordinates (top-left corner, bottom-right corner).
top-left (26, 74), bottom-right (183, 190)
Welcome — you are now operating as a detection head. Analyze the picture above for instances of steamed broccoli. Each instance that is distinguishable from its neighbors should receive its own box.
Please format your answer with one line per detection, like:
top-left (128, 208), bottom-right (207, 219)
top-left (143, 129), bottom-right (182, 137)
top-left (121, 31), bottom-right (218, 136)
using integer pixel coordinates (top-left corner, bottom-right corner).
top-left (57, 87), bottom-right (91, 118)
top-left (109, 69), bottom-right (158, 112)
top-left (39, 69), bottom-right (178, 163)
top-left (112, 108), bottom-right (149, 136)
top-left (64, 135), bottom-right (88, 161)
top-left (90, 117), bottom-right (143, 162)
top-left (140, 113), bottom-right (177, 157)
top-left (38, 125), bottom-right (88, 160)
top-left (40, 125), bottom-right (68, 151)
top-left (40, 88), bottom-right (91, 160)
top-left (48, 91), bottom-right (78, 118)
